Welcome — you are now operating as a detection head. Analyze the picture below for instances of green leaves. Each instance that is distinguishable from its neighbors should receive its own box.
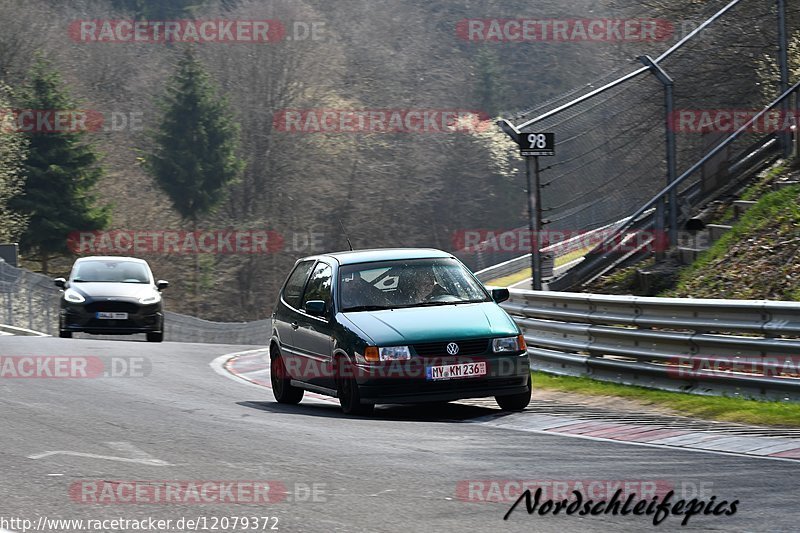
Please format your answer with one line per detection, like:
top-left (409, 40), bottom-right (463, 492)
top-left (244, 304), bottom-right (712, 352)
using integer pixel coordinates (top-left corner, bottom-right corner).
top-left (0, 83), bottom-right (28, 242)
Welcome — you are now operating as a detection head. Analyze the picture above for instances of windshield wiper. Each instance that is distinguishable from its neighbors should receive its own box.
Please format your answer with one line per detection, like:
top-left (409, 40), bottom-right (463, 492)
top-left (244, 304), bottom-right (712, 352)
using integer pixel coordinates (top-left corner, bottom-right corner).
top-left (341, 305), bottom-right (394, 312)
top-left (393, 301), bottom-right (456, 309)
top-left (394, 299), bottom-right (489, 309)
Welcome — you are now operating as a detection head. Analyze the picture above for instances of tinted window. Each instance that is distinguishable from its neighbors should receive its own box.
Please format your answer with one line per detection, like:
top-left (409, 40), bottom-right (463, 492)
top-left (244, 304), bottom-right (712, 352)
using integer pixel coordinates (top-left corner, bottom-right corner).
top-left (339, 258), bottom-right (491, 311)
top-left (303, 262), bottom-right (333, 311)
top-left (282, 260), bottom-right (315, 309)
top-left (72, 260), bottom-right (151, 284)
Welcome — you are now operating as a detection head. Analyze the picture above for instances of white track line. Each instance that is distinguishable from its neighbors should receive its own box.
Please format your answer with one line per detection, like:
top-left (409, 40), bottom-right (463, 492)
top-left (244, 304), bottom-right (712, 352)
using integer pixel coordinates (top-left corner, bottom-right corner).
top-left (209, 349), bottom-right (333, 404)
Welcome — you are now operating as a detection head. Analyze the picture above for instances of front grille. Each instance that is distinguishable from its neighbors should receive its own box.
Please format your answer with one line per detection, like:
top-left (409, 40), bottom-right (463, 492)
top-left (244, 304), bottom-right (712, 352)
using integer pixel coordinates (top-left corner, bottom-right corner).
top-left (85, 301), bottom-right (140, 314)
top-left (413, 338), bottom-right (490, 357)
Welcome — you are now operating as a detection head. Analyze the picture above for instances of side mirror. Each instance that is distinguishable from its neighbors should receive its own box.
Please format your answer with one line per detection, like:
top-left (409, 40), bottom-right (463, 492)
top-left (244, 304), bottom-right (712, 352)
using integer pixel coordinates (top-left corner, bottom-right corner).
top-left (304, 300), bottom-right (327, 317)
top-left (492, 288), bottom-right (510, 304)
top-left (54, 278), bottom-right (67, 289)
top-left (156, 280), bottom-right (169, 291)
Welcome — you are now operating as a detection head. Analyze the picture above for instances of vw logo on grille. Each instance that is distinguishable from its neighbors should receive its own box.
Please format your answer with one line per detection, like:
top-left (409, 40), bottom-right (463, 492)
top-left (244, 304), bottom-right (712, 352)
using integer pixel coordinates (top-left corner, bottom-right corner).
top-left (446, 342), bottom-right (460, 355)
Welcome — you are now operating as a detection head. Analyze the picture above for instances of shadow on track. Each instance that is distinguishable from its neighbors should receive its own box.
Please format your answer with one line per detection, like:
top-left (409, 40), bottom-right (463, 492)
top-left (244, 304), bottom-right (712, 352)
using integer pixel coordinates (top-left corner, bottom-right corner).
top-left (237, 400), bottom-right (502, 423)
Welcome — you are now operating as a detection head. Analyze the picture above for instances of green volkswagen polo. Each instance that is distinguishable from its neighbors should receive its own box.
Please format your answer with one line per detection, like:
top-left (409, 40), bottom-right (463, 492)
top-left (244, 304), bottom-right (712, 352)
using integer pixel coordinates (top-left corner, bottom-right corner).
top-left (269, 248), bottom-right (531, 415)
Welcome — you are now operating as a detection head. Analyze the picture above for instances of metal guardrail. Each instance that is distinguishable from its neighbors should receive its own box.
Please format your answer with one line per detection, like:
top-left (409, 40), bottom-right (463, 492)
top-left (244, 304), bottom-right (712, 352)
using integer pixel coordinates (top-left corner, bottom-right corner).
top-left (0, 260), bottom-right (269, 345)
top-left (501, 289), bottom-right (800, 401)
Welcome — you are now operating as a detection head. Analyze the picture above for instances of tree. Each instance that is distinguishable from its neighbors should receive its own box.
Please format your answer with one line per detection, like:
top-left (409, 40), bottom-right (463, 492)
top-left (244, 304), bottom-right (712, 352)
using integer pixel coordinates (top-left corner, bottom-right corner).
top-left (10, 57), bottom-right (109, 273)
top-left (146, 46), bottom-right (244, 304)
top-left (0, 83), bottom-right (28, 243)
top-left (147, 46), bottom-right (243, 227)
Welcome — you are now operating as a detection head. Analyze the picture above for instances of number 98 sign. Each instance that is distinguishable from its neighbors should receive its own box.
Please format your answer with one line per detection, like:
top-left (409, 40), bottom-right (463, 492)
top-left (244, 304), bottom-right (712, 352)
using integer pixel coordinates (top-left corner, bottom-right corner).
top-left (519, 133), bottom-right (555, 157)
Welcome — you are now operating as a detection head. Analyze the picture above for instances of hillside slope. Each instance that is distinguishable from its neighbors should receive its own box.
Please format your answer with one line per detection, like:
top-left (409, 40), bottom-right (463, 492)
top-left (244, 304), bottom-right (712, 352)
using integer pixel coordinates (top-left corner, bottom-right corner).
top-left (666, 176), bottom-right (800, 300)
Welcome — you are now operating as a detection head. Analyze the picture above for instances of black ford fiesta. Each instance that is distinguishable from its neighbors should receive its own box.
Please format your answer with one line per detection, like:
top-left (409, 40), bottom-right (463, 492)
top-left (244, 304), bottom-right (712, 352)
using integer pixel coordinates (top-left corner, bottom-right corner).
top-left (54, 256), bottom-right (169, 342)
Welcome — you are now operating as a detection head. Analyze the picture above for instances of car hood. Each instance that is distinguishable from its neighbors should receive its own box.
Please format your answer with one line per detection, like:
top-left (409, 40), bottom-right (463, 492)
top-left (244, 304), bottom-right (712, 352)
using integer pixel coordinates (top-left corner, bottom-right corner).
top-left (68, 282), bottom-right (156, 300)
top-left (340, 302), bottom-right (519, 345)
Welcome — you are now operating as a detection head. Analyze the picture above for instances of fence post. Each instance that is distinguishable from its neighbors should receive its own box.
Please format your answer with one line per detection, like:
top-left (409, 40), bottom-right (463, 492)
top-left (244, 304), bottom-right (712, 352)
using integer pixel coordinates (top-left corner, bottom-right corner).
top-left (778, 0), bottom-right (791, 157)
top-left (796, 90), bottom-right (800, 158)
top-left (640, 55), bottom-right (678, 249)
top-left (6, 287), bottom-right (12, 327)
top-left (27, 286), bottom-right (32, 329)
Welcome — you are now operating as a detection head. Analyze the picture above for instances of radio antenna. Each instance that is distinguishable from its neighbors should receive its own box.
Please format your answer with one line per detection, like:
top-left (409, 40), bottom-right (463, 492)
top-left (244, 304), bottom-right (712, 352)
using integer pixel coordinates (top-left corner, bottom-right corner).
top-left (338, 218), bottom-right (354, 251)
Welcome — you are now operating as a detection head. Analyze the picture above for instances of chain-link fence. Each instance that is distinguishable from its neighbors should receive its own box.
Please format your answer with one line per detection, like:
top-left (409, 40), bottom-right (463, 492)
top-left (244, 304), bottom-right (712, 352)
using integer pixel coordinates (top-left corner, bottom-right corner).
top-left (0, 259), bottom-right (59, 334)
top-left (472, 0), bottom-right (800, 282)
top-left (511, 0), bottom-right (798, 231)
top-left (0, 260), bottom-right (270, 345)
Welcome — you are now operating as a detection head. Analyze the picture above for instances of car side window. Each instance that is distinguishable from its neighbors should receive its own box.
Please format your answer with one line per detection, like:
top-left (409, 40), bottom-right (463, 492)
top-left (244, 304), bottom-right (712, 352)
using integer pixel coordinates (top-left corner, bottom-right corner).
top-left (303, 262), bottom-right (333, 311)
top-left (282, 260), bottom-right (315, 309)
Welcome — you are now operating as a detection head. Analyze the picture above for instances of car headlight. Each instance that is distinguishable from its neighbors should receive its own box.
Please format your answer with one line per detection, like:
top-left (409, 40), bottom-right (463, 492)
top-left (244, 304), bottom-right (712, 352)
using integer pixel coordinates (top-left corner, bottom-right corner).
top-left (364, 346), bottom-right (411, 362)
top-left (493, 335), bottom-right (527, 353)
top-left (138, 293), bottom-right (161, 305)
top-left (64, 288), bottom-right (85, 304)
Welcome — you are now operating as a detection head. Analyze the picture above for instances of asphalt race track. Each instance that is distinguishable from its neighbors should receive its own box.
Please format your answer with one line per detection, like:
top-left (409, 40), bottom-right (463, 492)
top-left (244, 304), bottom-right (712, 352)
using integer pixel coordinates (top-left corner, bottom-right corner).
top-left (1, 336), bottom-right (798, 532)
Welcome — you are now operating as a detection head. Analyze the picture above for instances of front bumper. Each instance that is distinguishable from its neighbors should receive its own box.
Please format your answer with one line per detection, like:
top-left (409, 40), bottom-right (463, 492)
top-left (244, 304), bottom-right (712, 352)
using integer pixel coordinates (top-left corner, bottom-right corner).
top-left (60, 301), bottom-right (163, 334)
top-left (354, 353), bottom-right (530, 404)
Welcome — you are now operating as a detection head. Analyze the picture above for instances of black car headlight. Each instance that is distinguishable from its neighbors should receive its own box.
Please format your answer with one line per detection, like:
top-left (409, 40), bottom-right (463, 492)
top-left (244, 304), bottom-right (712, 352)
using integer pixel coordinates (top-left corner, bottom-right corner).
top-left (138, 293), bottom-right (161, 305)
top-left (64, 289), bottom-right (85, 304)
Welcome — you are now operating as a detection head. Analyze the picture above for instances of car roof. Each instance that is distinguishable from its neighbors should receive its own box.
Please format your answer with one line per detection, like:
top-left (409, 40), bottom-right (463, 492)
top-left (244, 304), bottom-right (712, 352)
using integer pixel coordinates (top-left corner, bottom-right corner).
top-left (74, 256), bottom-right (150, 264)
top-left (313, 248), bottom-right (454, 266)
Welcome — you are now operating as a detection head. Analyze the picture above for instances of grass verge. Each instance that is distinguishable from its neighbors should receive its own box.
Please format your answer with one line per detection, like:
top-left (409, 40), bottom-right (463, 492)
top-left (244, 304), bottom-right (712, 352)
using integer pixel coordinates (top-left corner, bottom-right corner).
top-left (487, 247), bottom-right (593, 287)
top-left (532, 371), bottom-right (800, 427)
top-left (663, 183), bottom-right (800, 300)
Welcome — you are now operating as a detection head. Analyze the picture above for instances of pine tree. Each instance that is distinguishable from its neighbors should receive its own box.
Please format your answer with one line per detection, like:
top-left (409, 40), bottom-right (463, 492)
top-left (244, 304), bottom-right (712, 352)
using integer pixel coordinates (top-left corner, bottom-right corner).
top-left (146, 47), bottom-right (244, 306)
top-left (0, 83), bottom-right (28, 244)
top-left (147, 46), bottom-right (243, 227)
top-left (10, 57), bottom-right (109, 273)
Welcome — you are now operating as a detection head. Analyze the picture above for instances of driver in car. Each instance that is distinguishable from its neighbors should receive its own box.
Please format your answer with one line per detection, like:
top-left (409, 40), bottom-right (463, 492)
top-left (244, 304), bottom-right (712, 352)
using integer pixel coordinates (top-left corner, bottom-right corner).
top-left (402, 267), bottom-right (449, 303)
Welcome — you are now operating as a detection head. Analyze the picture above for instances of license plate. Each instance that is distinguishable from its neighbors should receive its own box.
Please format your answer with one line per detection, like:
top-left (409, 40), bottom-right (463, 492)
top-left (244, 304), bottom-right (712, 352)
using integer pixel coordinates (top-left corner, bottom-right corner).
top-left (426, 362), bottom-right (487, 381)
top-left (96, 312), bottom-right (128, 320)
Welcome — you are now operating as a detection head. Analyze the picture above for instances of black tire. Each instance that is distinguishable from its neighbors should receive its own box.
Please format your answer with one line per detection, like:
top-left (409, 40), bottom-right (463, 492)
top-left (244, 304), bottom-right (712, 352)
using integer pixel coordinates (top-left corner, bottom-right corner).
top-left (336, 359), bottom-right (374, 416)
top-left (495, 374), bottom-right (532, 411)
top-left (59, 330), bottom-right (73, 339)
top-left (146, 332), bottom-right (163, 343)
top-left (271, 349), bottom-right (304, 405)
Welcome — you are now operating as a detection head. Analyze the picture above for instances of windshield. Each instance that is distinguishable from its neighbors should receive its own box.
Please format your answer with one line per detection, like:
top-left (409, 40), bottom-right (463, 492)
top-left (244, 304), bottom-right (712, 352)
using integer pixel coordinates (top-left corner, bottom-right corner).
top-left (338, 258), bottom-right (491, 312)
top-left (71, 260), bottom-right (152, 284)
